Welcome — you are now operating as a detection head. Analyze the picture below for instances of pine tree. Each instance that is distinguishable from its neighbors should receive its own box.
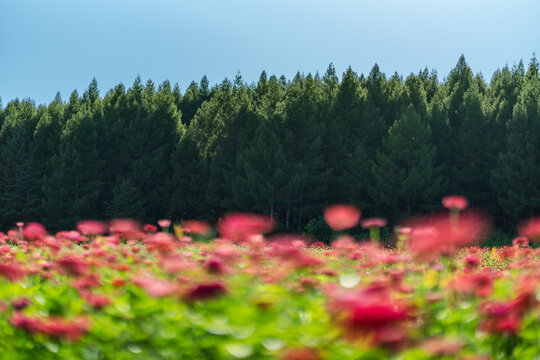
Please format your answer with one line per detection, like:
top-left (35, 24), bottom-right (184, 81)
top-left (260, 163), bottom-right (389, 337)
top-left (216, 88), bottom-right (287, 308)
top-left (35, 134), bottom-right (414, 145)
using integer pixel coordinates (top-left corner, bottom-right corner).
top-left (105, 178), bottom-right (148, 219)
top-left (491, 59), bottom-right (540, 223)
top-left (450, 82), bottom-right (493, 207)
top-left (42, 106), bottom-right (103, 229)
top-left (370, 105), bottom-right (443, 219)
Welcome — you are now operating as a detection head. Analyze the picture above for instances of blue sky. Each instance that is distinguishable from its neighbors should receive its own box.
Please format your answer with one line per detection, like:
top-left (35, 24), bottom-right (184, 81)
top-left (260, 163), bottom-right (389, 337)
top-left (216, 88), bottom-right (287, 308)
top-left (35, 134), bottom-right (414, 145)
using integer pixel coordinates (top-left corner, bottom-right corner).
top-left (1, 0), bottom-right (538, 105)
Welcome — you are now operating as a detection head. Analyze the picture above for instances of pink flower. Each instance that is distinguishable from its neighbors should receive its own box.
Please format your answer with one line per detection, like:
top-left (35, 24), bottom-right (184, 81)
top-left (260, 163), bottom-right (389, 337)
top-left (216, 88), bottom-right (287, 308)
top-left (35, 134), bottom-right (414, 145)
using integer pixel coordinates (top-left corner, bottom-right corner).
top-left (361, 218), bottom-right (387, 229)
top-left (158, 219), bottom-right (172, 228)
top-left (217, 213), bottom-right (275, 242)
top-left (77, 220), bottom-right (107, 235)
top-left (182, 220), bottom-right (212, 235)
top-left (109, 219), bottom-right (142, 239)
top-left (420, 338), bottom-right (463, 357)
top-left (22, 223), bottom-right (47, 241)
top-left (144, 232), bottom-right (177, 253)
top-left (464, 255), bottom-right (480, 268)
top-left (0, 263), bottom-right (27, 282)
top-left (56, 231), bottom-right (83, 242)
top-left (133, 277), bottom-right (179, 297)
top-left (442, 195), bottom-right (469, 210)
top-left (323, 204), bottom-right (361, 231)
top-left (512, 236), bottom-right (529, 248)
top-left (79, 290), bottom-right (111, 309)
top-left (15, 222), bottom-right (24, 228)
top-left (518, 217), bottom-right (540, 241)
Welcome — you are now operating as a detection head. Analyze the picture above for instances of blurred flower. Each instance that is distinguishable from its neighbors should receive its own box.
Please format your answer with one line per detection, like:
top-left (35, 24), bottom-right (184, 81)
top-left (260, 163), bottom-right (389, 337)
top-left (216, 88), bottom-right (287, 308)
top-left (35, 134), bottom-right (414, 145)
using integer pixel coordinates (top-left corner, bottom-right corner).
top-left (518, 217), bottom-right (540, 241)
top-left (442, 195), bottom-right (469, 210)
top-left (22, 223), bottom-right (47, 241)
top-left (407, 212), bottom-right (490, 259)
top-left (158, 219), bottom-right (172, 228)
top-left (77, 220), bottom-right (107, 235)
top-left (109, 219), bottom-right (142, 239)
top-left (133, 277), bottom-right (179, 297)
top-left (420, 338), bottom-right (463, 357)
top-left (323, 204), bottom-right (361, 231)
top-left (184, 282), bottom-right (227, 302)
top-left (0, 263), bottom-right (27, 282)
top-left (182, 220), bottom-right (212, 235)
top-left (361, 218), bottom-right (387, 229)
top-left (512, 236), bottom-right (529, 248)
top-left (144, 232), bottom-right (177, 253)
top-left (57, 256), bottom-right (90, 276)
top-left (143, 224), bottom-right (158, 233)
top-left (56, 231), bottom-right (83, 242)
top-left (217, 213), bottom-right (274, 242)
top-left (12, 298), bottom-right (31, 311)
top-left (330, 288), bottom-right (412, 347)
top-left (10, 313), bottom-right (89, 341)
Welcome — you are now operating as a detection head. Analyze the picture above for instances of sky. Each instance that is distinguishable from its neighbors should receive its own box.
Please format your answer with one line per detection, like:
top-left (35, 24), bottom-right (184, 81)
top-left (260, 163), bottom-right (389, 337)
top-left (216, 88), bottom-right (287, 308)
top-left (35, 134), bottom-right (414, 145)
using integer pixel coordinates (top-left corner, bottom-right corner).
top-left (1, 0), bottom-right (539, 105)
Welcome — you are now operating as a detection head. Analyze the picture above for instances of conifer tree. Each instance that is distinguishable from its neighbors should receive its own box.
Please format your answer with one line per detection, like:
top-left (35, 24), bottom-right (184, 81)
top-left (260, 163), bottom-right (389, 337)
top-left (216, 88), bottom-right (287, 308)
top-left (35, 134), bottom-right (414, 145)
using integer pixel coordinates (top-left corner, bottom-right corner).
top-left (370, 106), bottom-right (443, 219)
top-left (42, 105), bottom-right (103, 229)
top-left (491, 58), bottom-right (540, 223)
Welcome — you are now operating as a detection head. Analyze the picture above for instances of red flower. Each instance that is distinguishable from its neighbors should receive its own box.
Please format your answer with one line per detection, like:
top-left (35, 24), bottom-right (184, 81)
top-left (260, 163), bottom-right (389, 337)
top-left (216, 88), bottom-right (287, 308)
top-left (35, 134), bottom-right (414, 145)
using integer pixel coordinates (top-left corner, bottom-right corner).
top-left (0, 263), bottom-right (27, 282)
top-left (330, 289), bottom-right (412, 347)
top-left (12, 298), bottom-right (31, 310)
top-left (442, 195), bottom-right (469, 210)
top-left (449, 273), bottom-right (493, 297)
top-left (10, 313), bottom-right (90, 341)
top-left (479, 302), bottom-right (521, 334)
top-left (518, 217), bottom-right (540, 241)
top-left (217, 213), bottom-right (275, 242)
top-left (205, 258), bottom-right (227, 275)
top-left (184, 282), bottom-right (227, 302)
top-left (464, 255), bottom-right (480, 268)
top-left (143, 224), bottom-right (158, 233)
top-left (77, 220), bottom-right (107, 235)
top-left (57, 256), bottom-right (90, 276)
top-left (22, 223), bottom-right (47, 241)
top-left (407, 212), bottom-right (490, 258)
top-left (182, 220), bottom-right (212, 235)
top-left (323, 204), bottom-right (361, 231)
top-left (361, 218), bottom-right (387, 229)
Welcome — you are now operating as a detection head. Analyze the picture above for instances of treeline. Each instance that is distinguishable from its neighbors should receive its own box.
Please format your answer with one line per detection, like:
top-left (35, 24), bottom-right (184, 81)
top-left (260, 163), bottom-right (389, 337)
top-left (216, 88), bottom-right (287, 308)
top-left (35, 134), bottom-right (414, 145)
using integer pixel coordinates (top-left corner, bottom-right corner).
top-left (0, 55), bottom-right (539, 232)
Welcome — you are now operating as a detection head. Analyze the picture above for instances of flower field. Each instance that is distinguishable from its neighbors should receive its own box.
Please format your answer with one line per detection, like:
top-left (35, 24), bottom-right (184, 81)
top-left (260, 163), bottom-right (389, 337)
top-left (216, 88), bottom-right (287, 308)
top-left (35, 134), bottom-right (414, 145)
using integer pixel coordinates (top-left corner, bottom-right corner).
top-left (0, 200), bottom-right (539, 359)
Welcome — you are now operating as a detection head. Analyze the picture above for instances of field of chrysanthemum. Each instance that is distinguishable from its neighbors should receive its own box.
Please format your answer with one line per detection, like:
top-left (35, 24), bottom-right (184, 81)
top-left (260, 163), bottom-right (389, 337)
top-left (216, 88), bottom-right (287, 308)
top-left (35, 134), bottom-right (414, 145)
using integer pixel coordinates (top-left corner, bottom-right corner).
top-left (0, 198), bottom-right (539, 360)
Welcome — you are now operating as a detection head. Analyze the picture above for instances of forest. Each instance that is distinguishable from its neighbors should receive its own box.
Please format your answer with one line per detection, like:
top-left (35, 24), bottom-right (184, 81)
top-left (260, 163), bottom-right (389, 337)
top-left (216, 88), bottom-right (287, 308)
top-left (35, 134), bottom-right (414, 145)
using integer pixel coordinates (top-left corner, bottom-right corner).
top-left (0, 55), bottom-right (538, 237)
